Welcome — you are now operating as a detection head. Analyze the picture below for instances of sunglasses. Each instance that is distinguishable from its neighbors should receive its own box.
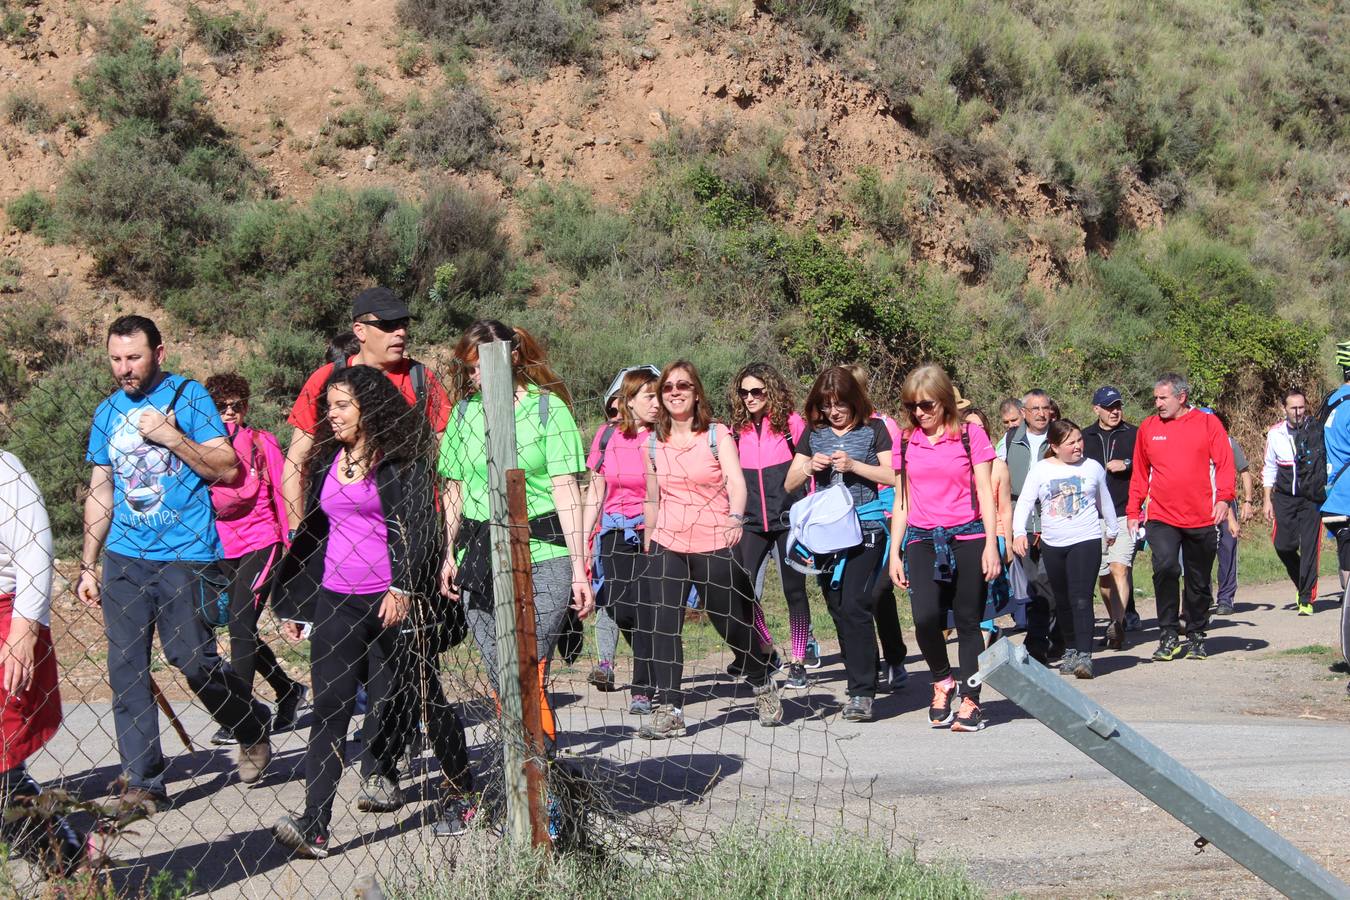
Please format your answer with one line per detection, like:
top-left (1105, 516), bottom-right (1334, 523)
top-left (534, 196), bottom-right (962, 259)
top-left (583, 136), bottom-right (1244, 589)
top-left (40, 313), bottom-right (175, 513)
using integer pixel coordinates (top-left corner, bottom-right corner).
top-left (356, 317), bottom-right (410, 333)
top-left (903, 399), bottom-right (940, 413)
top-left (662, 380), bottom-right (695, 394)
top-left (217, 400), bottom-right (246, 413)
top-left (738, 387), bottom-right (766, 400)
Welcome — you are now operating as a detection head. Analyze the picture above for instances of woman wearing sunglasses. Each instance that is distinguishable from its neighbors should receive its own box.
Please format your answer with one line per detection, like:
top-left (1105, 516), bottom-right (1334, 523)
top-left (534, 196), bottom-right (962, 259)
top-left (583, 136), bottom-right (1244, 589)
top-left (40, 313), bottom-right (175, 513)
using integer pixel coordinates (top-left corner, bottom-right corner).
top-left (784, 367), bottom-right (895, 722)
top-left (888, 365), bottom-right (1000, 733)
top-left (637, 361), bottom-right (783, 739)
top-left (582, 365), bottom-right (660, 706)
top-left (729, 364), bottom-right (810, 688)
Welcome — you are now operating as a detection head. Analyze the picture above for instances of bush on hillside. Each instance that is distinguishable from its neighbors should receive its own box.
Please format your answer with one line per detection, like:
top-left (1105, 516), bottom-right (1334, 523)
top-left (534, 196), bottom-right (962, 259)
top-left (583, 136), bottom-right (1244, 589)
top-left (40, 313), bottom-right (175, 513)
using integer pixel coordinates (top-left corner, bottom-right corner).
top-left (184, 2), bottom-right (281, 67)
top-left (6, 190), bottom-right (61, 242)
top-left (396, 85), bottom-right (500, 172)
top-left (396, 0), bottom-right (597, 72)
top-left (521, 181), bottom-right (629, 279)
top-left (412, 184), bottom-right (513, 335)
top-left (4, 91), bottom-right (54, 132)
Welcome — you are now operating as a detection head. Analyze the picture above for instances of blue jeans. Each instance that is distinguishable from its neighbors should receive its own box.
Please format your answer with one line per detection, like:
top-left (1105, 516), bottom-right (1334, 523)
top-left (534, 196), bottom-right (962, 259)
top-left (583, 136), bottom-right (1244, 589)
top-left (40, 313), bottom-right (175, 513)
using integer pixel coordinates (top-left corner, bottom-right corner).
top-left (1216, 502), bottom-right (1238, 606)
top-left (101, 552), bottom-right (268, 793)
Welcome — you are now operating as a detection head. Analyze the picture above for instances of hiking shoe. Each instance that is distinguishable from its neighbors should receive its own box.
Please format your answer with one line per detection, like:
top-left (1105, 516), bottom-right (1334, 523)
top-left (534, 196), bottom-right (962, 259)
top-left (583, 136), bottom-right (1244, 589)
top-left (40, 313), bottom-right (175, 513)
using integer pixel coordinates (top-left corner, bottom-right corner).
top-left (1297, 599), bottom-right (1314, 616)
top-left (1187, 635), bottom-right (1208, 660)
top-left (804, 638), bottom-right (822, 669)
top-left (1058, 649), bottom-right (1079, 675)
top-left (356, 774), bottom-right (404, 813)
top-left (929, 680), bottom-right (958, 727)
top-left (107, 779), bottom-right (169, 817)
top-left (841, 696), bottom-right (874, 722)
top-left (1330, 660), bottom-right (1350, 675)
top-left (273, 683), bottom-right (307, 732)
top-left (236, 739), bottom-right (271, 785)
top-left (753, 680), bottom-right (783, 727)
top-left (783, 662), bottom-right (808, 690)
top-left (273, 814), bottom-right (330, 860)
top-left (1152, 633), bottom-right (1184, 662)
top-left (637, 704), bottom-right (687, 740)
top-left (1213, 601), bottom-right (1234, 617)
top-left (889, 663), bottom-right (909, 690)
top-left (209, 726), bottom-right (236, 746)
top-left (1068, 652), bottom-right (1094, 679)
top-left (431, 795), bottom-right (476, 837)
top-left (1124, 611), bottom-right (1142, 632)
top-left (950, 697), bottom-right (986, 732)
top-left (1103, 620), bottom-right (1125, 651)
top-left (587, 661), bottom-right (617, 692)
top-left (628, 694), bottom-right (652, 716)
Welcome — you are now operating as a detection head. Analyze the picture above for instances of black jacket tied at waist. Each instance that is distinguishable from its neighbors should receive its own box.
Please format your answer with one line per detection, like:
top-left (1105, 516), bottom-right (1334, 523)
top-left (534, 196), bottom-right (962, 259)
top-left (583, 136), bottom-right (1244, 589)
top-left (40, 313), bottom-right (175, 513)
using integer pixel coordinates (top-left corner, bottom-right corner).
top-left (454, 511), bottom-right (567, 612)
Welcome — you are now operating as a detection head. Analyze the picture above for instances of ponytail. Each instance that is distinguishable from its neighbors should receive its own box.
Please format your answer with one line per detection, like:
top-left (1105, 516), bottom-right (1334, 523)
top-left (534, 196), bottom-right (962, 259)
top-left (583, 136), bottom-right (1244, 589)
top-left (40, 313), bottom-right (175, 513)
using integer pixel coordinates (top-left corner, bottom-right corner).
top-left (449, 319), bottom-right (573, 410)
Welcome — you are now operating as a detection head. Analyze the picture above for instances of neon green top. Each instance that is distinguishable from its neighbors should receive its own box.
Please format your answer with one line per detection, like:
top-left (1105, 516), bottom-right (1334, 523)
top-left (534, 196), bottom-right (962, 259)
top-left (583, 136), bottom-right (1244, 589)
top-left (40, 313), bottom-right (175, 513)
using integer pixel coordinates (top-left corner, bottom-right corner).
top-left (436, 386), bottom-right (583, 563)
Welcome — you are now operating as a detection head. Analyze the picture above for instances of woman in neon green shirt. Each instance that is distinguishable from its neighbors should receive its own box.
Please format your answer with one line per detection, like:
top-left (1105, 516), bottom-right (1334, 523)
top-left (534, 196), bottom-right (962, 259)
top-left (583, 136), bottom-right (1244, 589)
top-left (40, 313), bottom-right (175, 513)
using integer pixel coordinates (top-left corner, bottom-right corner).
top-left (437, 320), bottom-right (593, 747)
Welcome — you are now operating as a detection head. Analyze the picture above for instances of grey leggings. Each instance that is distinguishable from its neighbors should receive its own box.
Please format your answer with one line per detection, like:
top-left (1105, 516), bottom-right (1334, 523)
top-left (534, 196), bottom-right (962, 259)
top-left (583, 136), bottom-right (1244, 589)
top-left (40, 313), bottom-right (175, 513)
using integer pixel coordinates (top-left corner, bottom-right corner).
top-left (465, 555), bottom-right (573, 691)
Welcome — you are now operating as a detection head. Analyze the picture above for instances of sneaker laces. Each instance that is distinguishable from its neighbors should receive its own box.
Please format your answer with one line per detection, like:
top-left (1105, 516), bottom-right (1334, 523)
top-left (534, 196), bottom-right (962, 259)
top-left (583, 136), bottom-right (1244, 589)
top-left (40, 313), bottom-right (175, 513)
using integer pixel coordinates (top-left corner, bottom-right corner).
top-left (931, 680), bottom-right (956, 708)
top-left (956, 696), bottom-right (979, 718)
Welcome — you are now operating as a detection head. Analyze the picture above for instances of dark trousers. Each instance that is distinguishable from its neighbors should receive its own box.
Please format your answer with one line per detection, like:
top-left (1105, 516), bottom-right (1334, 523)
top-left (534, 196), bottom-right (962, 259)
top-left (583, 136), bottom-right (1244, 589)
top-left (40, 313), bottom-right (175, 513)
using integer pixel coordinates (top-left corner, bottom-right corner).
top-left (101, 552), bottom-right (268, 793)
top-left (1020, 539), bottom-right (1060, 661)
top-left (598, 530), bottom-right (648, 692)
top-left (1216, 503), bottom-right (1238, 606)
top-left (819, 534), bottom-right (885, 698)
top-left (637, 544), bottom-right (771, 708)
top-left (1042, 539), bottom-right (1103, 654)
top-left (367, 647), bottom-right (472, 795)
top-left (736, 528), bottom-right (810, 643)
top-left (1148, 522), bottom-right (1216, 638)
top-left (220, 544), bottom-right (299, 699)
top-left (906, 539), bottom-right (986, 702)
top-left (1272, 492), bottom-right (1323, 603)
top-left (874, 578), bottom-right (909, 667)
top-left (304, 589), bottom-right (405, 831)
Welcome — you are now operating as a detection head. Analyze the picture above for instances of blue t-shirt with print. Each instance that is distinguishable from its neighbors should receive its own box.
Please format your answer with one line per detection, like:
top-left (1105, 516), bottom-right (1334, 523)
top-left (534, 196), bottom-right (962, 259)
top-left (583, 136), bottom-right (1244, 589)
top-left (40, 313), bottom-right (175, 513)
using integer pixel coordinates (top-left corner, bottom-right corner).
top-left (1322, 384), bottom-right (1350, 516)
top-left (86, 374), bottom-right (226, 562)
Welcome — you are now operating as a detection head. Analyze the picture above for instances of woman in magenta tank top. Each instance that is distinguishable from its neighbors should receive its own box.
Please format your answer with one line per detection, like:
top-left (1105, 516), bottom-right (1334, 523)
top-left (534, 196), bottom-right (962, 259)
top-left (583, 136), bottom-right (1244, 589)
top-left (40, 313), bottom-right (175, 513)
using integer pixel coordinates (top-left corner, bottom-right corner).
top-left (634, 360), bottom-right (783, 739)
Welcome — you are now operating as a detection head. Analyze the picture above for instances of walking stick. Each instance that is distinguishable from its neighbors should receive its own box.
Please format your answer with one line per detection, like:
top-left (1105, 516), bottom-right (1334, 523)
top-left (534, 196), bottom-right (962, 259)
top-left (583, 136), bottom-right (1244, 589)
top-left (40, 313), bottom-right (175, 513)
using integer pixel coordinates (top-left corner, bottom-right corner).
top-left (149, 676), bottom-right (196, 753)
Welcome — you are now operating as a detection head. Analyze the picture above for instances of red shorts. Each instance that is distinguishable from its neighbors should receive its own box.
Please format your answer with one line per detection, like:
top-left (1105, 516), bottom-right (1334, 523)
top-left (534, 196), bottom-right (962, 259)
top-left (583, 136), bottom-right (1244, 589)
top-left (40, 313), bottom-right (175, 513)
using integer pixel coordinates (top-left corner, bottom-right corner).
top-left (0, 594), bottom-right (61, 770)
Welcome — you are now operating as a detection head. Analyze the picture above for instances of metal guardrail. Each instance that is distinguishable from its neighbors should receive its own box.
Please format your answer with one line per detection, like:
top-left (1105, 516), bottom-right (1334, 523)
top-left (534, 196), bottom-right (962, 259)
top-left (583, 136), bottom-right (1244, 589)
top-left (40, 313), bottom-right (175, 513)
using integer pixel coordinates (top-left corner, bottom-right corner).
top-left (970, 639), bottom-right (1350, 900)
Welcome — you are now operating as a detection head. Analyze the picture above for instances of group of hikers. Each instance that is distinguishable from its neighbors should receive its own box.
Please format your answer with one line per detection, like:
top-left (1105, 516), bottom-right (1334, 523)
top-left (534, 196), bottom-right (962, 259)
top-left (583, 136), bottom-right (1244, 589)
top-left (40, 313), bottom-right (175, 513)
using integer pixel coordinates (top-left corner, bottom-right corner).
top-left (1, 285), bottom-right (1348, 867)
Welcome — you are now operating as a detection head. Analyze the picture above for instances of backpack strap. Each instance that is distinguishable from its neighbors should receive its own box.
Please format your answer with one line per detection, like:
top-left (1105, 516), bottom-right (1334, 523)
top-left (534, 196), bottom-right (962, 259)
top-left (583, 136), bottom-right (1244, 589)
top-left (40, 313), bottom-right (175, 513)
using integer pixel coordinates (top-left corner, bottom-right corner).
top-left (647, 432), bottom-right (658, 470)
top-left (454, 399), bottom-right (469, 425)
top-left (961, 425), bottom-right (977, 514)
top-left (594, 424), bottom-right (618, 472)
top-left (165, 377), bottom-right (190, 415)
top-left (409, 362), bottom-right (427, 415)
top-left (332, 355), bottom-right (347, 371)
top-left (538, 390), bottom-right (550, 427)
top-left (709, 423), bottom-right (719, 461)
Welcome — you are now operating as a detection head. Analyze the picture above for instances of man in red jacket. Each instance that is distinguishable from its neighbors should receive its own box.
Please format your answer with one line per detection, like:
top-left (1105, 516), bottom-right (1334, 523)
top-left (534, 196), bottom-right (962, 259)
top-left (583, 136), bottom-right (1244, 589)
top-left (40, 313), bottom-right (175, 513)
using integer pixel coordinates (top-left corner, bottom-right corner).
top-left (1127, 374), bottom-right (1236, 661)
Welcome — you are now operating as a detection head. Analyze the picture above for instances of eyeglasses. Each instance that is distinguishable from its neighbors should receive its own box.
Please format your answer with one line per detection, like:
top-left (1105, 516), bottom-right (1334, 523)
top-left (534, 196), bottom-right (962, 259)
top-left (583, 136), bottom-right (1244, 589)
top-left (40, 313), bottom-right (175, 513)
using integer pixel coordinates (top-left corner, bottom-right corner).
top-left (356, 317), bottom-right (410, 333)
top-left (820, 400), bottom-right (851, 412)
top-left (903, 399), bottom-right (939, 413)
top-left (217, 400), bottom-right (246, 413)
top-left (738, 387), bottom-right (766, 400)
top-left (662, 380), bottom-right (695, 394)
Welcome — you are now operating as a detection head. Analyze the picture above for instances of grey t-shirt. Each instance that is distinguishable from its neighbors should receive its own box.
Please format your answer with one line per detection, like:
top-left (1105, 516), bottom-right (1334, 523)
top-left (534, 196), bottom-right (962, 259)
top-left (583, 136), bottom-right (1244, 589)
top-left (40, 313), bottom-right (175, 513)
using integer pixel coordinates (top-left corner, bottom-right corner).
top-left (806, 420), bottom-right (892, 529)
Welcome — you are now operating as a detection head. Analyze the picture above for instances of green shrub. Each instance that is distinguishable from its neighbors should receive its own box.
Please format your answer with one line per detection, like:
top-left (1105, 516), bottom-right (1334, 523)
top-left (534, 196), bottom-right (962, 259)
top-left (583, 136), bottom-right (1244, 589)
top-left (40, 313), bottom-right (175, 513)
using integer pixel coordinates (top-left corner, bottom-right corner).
top-left (324, 104), bottom-right (399, 150)
top-left (396, 0), bottom-right (597, 72)
top-left (0, 347), bottom-right (21, 403)
top-left (412, 183), bottom-right (512, 336)
top-left (849, 167), bottom-right (910, 244)
top-left (521, 181), bottom-right (629, 279)
top-left (235, 326), bottom-right (325, 435)
top-left (0, 0), bottom-right (33, 43)
top-left (184, 2), bottom-right (281, 66)
top-left (396, 85), bottom-right (499, 171)
top-left (6, 190), bottom-right (60, 242)
top-left (1053, 31), bottom-right (1116, 92)
top-left (4, 91), bottom-right (54, 132)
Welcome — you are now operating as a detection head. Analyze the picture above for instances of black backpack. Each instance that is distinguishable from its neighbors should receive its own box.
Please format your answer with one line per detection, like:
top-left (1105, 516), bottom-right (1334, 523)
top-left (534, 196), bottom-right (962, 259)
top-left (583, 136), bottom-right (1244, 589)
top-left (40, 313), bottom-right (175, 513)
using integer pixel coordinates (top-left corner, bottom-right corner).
top-left (1293, 392), bottom-right (1350, 504)
top-left (333, 355), bottom-right (428, 415)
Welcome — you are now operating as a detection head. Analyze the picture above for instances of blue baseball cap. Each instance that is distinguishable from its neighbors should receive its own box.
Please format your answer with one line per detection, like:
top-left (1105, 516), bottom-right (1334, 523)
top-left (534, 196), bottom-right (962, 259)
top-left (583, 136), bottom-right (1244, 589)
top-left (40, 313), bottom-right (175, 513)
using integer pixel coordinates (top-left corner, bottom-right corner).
top-left (1092, 386), bottom-right (1123, 407)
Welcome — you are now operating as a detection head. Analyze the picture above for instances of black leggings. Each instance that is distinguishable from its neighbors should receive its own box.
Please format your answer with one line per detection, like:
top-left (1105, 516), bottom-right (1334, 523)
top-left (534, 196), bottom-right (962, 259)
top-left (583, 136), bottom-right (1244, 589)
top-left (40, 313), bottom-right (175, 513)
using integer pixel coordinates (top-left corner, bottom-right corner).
top-left (1041, 539), bottom-right (1103, 654)
top-left (598, 529), bottom-right (646, 666)
top-left (637, 544), bottom-right (771, 708)
top-left (906, 539), bottom-right (985, 702)
top-left (873, 578), bottom-right (908, 667)
top-left (220, 545), bottom-right (298, 698)
top-left (366, 646), bottom-right (472, 795)
top-left (736, 528), bottom-right (811, 659)
top-left (820, 534), bottom-right (885, 698)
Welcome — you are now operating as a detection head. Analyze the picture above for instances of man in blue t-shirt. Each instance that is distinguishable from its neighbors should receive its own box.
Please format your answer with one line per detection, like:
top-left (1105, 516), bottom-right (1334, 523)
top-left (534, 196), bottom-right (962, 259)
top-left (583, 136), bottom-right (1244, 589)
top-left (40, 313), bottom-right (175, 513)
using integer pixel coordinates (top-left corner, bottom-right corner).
top-left (1322, 341), bottom-right (1350, 685)
top-left (76, 316), bottom-right (272, 813)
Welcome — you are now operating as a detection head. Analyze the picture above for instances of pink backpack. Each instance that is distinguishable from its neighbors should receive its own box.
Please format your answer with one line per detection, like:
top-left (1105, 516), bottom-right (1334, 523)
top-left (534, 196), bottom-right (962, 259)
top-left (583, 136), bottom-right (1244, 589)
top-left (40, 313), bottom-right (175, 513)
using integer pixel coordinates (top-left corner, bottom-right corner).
top-left (211, 429), bottom-right (263, 521)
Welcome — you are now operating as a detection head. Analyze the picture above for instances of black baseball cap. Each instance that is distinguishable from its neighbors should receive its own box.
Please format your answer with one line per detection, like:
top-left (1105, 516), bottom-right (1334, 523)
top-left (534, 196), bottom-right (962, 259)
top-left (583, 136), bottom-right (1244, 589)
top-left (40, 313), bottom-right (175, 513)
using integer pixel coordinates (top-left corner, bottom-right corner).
top-left (352, 286), bottom-right (411, 321)
top-left (1092, 386), bottom-right (1123, 407)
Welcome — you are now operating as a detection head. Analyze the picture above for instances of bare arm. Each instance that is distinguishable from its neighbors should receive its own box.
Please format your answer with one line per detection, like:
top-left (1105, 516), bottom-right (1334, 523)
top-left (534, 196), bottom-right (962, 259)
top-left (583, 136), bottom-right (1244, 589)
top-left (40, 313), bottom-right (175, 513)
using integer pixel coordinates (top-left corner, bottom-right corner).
top-left (76, 465), bottom-right (114, 607)
top-left (888, 472), bottom-right (911, 588)
top-left (783, 453), bottom-right (814, 493)
top-left (283, 427), bottom-right (314, 527)
top-left (438, 479), bottom-right (465, 599)
top-left (552, 473), bottom-right (594, 616)
top-left (581, 470), bottom-right (607, 546)
top-left (644, 458), bottom-right (659, 553)
top-left (973, 460), bottom-right (1001, 580)
top-left (136, 409), bottom-right (237, 482)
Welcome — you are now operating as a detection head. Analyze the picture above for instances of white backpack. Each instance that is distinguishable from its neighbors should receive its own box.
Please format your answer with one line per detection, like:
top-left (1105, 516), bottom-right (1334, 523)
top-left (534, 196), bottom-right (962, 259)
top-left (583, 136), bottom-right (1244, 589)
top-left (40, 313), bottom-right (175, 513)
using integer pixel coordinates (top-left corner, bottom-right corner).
top-left (784, 482), bottom-right (861, 574)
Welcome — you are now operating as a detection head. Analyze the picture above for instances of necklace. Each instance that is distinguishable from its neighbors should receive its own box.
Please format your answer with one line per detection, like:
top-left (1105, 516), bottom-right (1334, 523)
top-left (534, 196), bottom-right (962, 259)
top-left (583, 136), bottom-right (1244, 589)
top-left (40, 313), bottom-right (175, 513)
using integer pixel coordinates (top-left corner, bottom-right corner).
top-left (342, 447), bottom-right (366, 479)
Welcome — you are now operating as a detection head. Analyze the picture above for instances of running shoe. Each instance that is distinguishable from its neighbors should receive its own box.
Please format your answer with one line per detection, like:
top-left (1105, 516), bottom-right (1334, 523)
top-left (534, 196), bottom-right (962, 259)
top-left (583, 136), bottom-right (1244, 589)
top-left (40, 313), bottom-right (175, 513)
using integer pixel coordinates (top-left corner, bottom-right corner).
top-left (1297, 599), bottom-right (1314, 616)
top-left (628, 694), bottom-right (652, 716)
top-left (1330, 661), bottom-right (1350, 674)
top-left (888, 663), bottom-right (908, 690)
top-left (768, 650), bottom-right (784, 673)
top-left (1213, 601), bottom-right (1234, 617)
top-left (804, 638), bottom-right (822, 669)
top-left (637, 705), bottom-right (686, 740)
top-left (950, 697), bottom-right (986, 732)
top-left (587, 660), bottom-right (617, 692)
top-left (928, 679), bottom-right (958, 727)
top-left (783, 662), bottom-right (808, 690)
top-left (1187, 635), bottom-right (1208, 660)
top-left (1152, 633), bottom-right (1184, 661)
top-left (1058, 649), bottom-right (1079, 675)
top-left (1102, 620), bottom-right (1125, 651)
top-left (356, 774), bottom-right (404, 813)
top-left (1123, 611), bottom-right (1143, 632)
top-left (209, 726), bottom-right (237, 746)
top-left (273, 814), bottom-right (330, 859)
top-left (841, 696), bottom-right (874, 722)
top-left (432, 795), bottom-right (477, 837)
top-left (754, 680), bottom-right (783, 727)
top-left (1068, 652), bottom-right (1094, 679)
top-left (273, 683), bottom-right (307, 732)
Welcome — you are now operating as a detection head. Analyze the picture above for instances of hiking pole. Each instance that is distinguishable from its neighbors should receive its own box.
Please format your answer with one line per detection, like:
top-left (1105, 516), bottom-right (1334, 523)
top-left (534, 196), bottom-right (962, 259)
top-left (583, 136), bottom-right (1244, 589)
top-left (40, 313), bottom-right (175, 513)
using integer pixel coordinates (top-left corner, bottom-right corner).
top-left (149, 676), bottom-right (196, 753)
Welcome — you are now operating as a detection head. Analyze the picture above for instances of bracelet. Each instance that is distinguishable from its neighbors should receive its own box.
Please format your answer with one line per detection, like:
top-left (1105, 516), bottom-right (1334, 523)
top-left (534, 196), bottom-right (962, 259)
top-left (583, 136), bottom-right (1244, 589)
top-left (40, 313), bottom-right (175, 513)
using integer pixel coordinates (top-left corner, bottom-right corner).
top-left (728, 513), bottom-right (748, 523)
top-left (287, 528), bottom-right (299, 541)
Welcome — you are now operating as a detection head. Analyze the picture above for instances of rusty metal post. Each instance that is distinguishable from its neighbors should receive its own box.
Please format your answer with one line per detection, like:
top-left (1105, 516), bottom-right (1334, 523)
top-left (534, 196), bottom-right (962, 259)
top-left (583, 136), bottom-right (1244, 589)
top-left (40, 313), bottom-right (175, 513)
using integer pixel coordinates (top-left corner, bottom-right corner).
top-left (507, 469), bottom-right (550, 849)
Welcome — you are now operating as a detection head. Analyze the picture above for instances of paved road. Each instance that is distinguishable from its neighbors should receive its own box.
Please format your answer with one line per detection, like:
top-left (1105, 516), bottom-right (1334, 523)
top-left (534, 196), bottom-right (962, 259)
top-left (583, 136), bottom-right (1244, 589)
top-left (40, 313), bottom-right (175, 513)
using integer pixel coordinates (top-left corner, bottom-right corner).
top-left (20, 576), bottom-right (1350, 897)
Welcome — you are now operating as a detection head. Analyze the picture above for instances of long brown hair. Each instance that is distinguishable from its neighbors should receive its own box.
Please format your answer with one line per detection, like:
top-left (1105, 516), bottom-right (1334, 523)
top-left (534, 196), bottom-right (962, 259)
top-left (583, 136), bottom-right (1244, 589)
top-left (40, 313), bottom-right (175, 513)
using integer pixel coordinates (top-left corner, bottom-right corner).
top-left (729, 362), bottom-right (794, 435)
top-left (900, 364), bottom-right (961, 437)
top-left (448, 320), bottom-right (573, 409)
top-left (655, 360), bottom-right (712, 440)
top-left (614, 368), bottom-right (659, 439)
top-left (803, 366), bottom-right (872, 430)
top-left (1044, 418), bottom-right (1082, 459)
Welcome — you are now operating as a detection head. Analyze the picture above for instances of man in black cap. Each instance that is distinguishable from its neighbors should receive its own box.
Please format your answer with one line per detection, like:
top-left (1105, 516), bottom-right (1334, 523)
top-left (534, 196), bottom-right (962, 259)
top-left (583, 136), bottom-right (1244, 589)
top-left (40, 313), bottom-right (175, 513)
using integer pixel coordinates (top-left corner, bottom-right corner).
top-left (1082, 386), bottom-right (1139, 642)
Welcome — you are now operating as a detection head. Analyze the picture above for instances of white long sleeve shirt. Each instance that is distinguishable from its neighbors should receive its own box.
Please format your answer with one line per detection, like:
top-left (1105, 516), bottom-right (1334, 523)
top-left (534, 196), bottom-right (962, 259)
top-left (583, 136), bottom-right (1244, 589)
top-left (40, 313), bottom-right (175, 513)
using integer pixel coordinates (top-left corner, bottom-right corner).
top-left (1261, 420), bottom-right (1297, 490)
top-left (1013, 457), bottom-right (1117, 548)
top-left (0, 450), bottom-right (54, 624)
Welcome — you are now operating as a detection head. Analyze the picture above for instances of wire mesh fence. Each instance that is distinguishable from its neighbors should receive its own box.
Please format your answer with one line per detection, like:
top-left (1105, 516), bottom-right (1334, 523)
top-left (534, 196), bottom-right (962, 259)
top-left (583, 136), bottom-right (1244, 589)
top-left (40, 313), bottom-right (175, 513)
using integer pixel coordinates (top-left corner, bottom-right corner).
top-left (0, 317), bottom-right (919, 898)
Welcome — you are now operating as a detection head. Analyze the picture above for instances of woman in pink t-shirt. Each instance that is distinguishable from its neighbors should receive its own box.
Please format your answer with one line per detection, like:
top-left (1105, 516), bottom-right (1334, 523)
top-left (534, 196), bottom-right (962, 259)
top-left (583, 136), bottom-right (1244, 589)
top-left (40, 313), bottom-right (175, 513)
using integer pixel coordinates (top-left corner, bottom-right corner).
top-left (205, 373), bottom-right (305, 746)
top-left (889, 365), bottom-right (1001, 734)
top-left (636, 360), bottom-right (783, 739)
top-left (581, 366), bottom-right (659, 702)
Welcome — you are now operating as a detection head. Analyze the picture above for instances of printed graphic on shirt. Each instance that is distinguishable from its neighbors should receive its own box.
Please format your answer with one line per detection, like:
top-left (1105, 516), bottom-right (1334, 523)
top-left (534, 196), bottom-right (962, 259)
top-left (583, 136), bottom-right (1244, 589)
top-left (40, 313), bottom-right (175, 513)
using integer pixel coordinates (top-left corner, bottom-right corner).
top-left (1046, 475), bottom-right (1089, 519)
top-left (109, 409), bottom-right (183, 522)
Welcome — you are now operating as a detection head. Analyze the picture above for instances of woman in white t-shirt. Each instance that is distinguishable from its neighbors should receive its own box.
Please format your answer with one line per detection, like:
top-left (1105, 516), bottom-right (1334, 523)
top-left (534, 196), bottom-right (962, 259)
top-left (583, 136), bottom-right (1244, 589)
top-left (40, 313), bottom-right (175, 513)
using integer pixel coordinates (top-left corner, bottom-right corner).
top-left (1012, 419), bottom-right (1117, 679)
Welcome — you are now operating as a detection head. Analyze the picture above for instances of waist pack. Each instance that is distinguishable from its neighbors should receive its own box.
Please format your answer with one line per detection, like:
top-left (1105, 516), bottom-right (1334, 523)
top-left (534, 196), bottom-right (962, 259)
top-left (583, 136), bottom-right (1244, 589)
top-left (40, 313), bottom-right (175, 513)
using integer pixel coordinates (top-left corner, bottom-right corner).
top-left (211, 431), bottom-right (263, 521)
top-left (784, 482), bottom-right (861, 575)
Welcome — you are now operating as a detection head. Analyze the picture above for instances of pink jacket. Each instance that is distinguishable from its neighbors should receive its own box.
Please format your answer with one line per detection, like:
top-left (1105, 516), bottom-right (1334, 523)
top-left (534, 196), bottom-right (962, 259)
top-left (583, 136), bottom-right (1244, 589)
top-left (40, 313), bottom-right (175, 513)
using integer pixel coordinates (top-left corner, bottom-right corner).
top-left (215, 425), bottom-right (290, 559)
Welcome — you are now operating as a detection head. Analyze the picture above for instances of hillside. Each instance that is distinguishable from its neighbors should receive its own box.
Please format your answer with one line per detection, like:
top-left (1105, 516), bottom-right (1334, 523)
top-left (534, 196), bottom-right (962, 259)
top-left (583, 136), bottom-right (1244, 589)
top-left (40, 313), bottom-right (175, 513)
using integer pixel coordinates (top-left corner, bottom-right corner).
top-left (0, 0), bottom-right (1345, 538)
